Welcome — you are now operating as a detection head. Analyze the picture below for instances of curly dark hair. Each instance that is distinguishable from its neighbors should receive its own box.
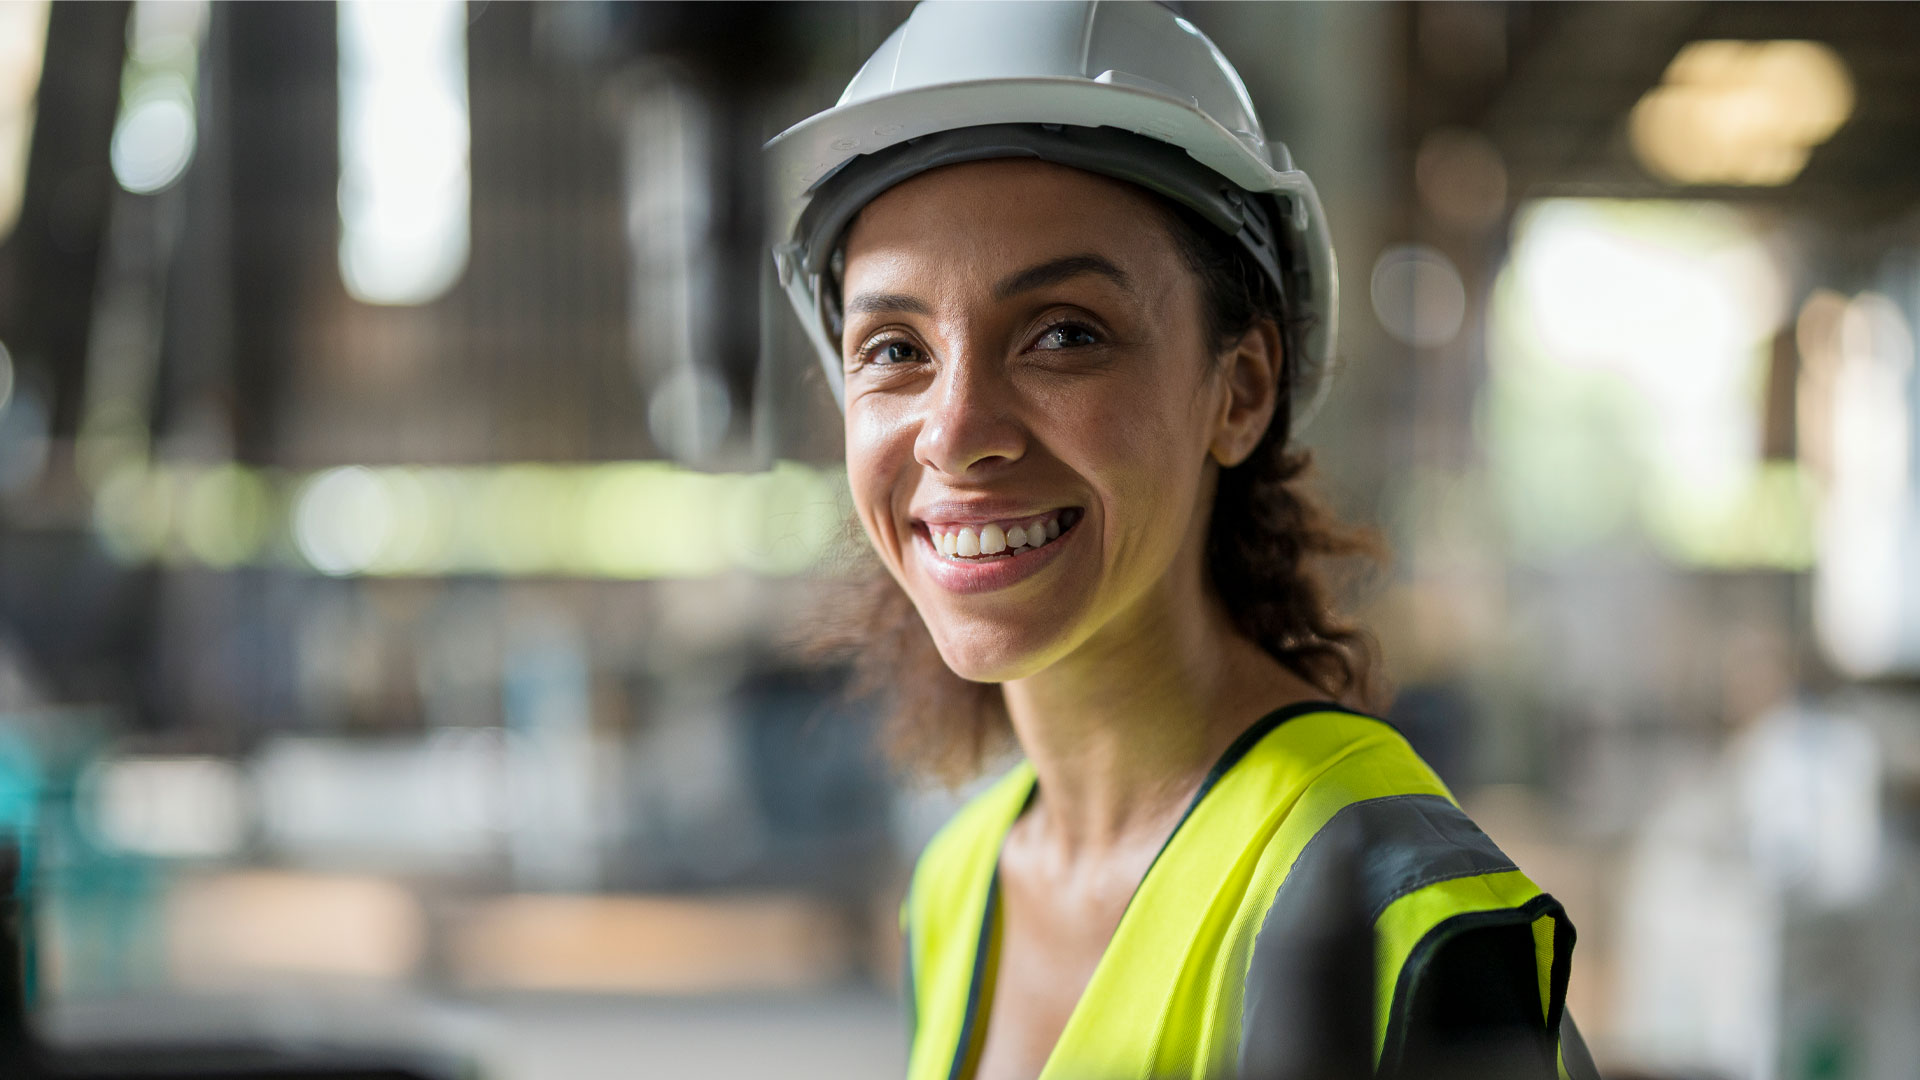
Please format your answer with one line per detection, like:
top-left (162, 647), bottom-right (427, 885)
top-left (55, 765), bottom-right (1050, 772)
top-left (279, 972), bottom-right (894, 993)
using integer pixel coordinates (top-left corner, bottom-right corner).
top-left (805, 186), bottom-right (1386, 786)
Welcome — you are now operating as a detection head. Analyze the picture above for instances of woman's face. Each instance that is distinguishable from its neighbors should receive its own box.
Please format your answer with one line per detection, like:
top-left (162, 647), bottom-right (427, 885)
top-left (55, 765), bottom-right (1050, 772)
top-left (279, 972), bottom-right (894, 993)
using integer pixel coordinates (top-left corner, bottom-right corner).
top-left (838, 158), bottom-right (1259, 683)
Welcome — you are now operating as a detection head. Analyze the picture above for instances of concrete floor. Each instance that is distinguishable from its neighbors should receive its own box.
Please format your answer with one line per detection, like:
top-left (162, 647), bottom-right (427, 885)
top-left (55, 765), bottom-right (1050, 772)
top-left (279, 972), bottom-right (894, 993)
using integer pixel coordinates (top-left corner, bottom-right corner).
top-left (37, 987), bottom-right (909, 1080)
top-left (465, 991), bottom-right (908, 1080)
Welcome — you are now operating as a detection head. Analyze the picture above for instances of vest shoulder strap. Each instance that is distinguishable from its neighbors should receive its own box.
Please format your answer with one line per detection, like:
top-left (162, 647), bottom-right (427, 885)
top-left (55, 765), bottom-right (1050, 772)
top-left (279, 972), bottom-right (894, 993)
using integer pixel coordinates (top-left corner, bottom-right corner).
top-left (901, 761), bottom-right (1034, 1080)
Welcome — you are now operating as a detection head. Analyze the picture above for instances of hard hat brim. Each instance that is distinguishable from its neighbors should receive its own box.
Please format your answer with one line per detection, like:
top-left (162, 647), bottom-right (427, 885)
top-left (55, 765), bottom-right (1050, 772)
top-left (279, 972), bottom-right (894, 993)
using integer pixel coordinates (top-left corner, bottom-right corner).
top-left (767, 77), bottom-right (1284, 220)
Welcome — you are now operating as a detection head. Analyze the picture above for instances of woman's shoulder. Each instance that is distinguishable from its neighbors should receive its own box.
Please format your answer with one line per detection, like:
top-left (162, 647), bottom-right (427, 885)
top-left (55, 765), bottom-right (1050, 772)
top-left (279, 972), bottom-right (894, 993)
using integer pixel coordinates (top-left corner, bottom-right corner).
top-left (1226, 700), bottom-right (1452, 809)
top-left (1231, 703), bottom-right (1538, 952)
top-left (1230, 704), bottom-right (1582, 1078)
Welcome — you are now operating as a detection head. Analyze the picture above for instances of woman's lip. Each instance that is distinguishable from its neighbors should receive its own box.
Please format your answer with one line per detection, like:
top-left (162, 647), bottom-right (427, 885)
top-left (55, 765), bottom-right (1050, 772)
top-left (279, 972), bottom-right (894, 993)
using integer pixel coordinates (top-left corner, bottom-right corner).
top-left (912, 504), bottom-right (1081, 528)
top-left (910, 514), bottom-right (1078, 596)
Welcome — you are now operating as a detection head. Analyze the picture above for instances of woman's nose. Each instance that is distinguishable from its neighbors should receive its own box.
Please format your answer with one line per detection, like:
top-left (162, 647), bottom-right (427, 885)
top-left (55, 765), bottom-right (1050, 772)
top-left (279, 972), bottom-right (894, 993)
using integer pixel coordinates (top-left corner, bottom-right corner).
top-left (912, 353), bottom-right (1027, 478)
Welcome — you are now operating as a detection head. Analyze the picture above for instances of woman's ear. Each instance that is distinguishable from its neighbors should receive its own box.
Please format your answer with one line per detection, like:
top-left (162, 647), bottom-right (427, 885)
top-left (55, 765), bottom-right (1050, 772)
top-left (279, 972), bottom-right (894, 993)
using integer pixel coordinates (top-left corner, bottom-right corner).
top-left (1209, 319), bottom-right (1283, 468)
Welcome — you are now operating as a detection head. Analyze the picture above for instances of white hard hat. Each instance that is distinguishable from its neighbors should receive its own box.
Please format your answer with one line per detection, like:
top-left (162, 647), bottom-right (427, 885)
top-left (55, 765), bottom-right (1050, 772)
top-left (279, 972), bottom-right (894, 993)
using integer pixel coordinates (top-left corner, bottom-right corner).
top-left (765, 0), bottom-right (1339, 429)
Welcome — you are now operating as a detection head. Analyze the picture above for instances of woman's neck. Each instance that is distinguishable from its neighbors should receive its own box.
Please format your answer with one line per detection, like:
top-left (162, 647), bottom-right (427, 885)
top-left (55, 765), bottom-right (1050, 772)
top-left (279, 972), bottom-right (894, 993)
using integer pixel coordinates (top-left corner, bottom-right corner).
top-left (999, 571), bottom-right (1323, 862)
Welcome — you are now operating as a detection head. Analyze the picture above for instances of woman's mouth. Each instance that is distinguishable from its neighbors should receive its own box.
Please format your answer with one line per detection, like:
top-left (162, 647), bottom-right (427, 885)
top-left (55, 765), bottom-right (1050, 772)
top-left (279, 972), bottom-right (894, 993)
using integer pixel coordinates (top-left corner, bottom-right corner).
top-left (919, 507), bottom-right (1083, 562)
top-left (908, 506), bottom-right (1084, 595)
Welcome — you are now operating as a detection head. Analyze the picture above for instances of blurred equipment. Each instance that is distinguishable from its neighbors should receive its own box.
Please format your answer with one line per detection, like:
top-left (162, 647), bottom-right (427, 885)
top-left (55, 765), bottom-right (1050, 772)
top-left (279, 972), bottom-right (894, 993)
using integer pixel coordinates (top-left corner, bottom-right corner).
top-left (1611, 693), bottom-right (1920, 1080)
top-left (569, 2), bottom-right (814, 469)
top-left (0, 837), bottom-right (472, 1080)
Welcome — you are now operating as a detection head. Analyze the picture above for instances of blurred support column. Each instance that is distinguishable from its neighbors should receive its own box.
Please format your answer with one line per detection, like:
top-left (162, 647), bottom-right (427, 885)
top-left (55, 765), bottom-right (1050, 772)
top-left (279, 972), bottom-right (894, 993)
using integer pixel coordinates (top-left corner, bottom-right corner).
top-left (1, 1), bottom-right (130, 446)
top-left (0, 1), bottom-right (161, 729)
top-left (616, 2), bottom-right (809, 470)
top-left (0, 842), bottom-right (28, 1077)
top-left (222, 1), bottom-right (336, 465)
top-left (152, 0), bottom-right (236, 462)
top-left (1187, 1), bottom-right (1406, 512)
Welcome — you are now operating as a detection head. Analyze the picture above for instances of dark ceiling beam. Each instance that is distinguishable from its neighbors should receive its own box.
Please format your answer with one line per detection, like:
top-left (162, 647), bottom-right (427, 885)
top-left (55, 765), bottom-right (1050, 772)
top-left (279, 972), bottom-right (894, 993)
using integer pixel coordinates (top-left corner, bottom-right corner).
top-left (224, 0), bottom-right (337, 465)
top-left (1480, 2), bottom-right (1920, 228)
top-left (1480, 1), bottom-right (1709, 198)
top-left (2, 2), bottom-right (131, 440)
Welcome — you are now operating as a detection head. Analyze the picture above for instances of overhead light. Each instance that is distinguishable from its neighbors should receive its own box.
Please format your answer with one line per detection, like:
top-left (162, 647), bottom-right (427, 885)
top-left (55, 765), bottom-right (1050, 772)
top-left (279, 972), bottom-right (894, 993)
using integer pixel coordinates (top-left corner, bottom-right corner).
top-left (337, 0), bottom-right (471, 305)
top-left (0, 0), bottom-right (50, 240)
top-left (109, 0), bottom-right (208, 196)
top-left (1630, 40), bottom-right (1852, 187)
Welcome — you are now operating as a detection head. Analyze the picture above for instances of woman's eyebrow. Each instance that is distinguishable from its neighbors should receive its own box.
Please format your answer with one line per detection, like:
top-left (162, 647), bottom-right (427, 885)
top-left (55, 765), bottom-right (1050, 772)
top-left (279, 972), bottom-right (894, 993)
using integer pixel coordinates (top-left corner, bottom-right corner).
top-left (841, 254), bottom-right (1133, 319)
top-left (993, 254), bottom-right (1134, 300)
top-left (844, 292), bottom-right (933, 318)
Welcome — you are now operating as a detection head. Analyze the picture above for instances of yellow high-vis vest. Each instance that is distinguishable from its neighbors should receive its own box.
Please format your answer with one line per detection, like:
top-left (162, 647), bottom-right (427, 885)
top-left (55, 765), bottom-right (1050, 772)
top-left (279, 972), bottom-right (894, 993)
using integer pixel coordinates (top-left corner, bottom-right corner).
top-left (901, 702), bottom-right (1586, 1080)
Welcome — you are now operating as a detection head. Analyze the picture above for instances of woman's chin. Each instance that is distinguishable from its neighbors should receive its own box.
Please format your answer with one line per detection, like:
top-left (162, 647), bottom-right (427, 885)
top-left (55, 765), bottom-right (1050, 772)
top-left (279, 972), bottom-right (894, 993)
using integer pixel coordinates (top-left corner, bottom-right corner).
top-left (925, 621), bottom-right (1066, 685)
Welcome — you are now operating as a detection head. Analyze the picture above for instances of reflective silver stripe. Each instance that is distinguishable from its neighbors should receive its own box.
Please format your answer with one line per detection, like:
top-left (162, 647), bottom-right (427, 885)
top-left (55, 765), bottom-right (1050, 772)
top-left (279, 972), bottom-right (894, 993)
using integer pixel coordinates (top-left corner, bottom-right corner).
top-left (1357, 793), bottom-right (1516, 920)
top-left (1282, 793), bottom-right (1518, 931)
top-left (1239, 794), bottom-right (1519, 1072)
top-left (1559, 1011), bottom-right (1603, 1080)
top-left (903, 918), bottom-right (918, 1050)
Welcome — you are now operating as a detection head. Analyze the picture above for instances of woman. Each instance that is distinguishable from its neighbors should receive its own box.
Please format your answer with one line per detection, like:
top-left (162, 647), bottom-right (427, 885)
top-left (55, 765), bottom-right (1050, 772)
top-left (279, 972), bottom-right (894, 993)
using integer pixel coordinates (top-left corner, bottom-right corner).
top-left (766, 4), bottom-right (1598, 1079)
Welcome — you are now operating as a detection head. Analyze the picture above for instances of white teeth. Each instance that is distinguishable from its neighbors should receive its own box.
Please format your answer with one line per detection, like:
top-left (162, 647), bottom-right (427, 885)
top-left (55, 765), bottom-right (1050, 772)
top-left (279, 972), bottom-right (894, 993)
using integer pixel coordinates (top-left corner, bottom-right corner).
top-left (929, 514), bottom-right (1069, 559)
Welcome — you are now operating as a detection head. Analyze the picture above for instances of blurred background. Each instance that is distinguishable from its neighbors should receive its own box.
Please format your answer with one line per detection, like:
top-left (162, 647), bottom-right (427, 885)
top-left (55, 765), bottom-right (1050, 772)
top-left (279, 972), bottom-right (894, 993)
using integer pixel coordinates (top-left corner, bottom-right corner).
top-left (0, 2), bottom-right (1916, 1078)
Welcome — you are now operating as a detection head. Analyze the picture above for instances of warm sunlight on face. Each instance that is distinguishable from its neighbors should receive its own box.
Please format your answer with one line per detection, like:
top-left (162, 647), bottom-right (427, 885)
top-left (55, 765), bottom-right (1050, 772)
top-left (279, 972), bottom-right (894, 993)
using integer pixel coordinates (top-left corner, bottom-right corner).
top-left (837, 159), bottom-right (1232, 683)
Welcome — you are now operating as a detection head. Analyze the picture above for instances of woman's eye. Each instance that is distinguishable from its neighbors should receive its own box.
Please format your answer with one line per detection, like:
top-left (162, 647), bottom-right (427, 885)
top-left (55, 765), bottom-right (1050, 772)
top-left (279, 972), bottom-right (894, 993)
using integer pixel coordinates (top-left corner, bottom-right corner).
top-left (1036, 322), bottom-right (1099, 350)
top-left (861, 339), bottom-right (924, 366)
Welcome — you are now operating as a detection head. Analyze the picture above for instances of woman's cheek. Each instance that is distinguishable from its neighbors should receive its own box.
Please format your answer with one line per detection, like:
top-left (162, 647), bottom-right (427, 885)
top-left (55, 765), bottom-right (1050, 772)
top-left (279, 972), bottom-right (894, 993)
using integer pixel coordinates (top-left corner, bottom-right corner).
top-left (845, 471), bottom-right (893, 561)
top-left (1086, 414), bottom-right (1201, 565)
top-left (845, 405), bottom-right (911, 563)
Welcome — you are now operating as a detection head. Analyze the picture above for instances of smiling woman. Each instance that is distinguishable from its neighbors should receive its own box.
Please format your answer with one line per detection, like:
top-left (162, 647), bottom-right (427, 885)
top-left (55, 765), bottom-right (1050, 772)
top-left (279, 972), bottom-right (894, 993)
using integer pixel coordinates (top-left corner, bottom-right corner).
top-left (824, 158), bottom-right (1371, 752)
top-left (815, 164), bottom-right (1376, 784)
top-left (766, 4), bottom-right (1598, 1080)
